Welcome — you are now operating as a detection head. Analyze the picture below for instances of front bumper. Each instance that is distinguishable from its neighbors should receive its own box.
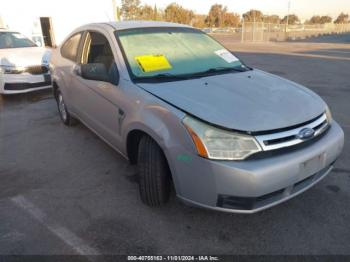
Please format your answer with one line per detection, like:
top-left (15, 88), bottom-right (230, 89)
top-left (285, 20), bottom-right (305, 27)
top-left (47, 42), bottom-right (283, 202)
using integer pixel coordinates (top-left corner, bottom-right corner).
top-left (173, 121), bottom-right (344, 214)
top-left (0, 73), bottom-right (52, 94)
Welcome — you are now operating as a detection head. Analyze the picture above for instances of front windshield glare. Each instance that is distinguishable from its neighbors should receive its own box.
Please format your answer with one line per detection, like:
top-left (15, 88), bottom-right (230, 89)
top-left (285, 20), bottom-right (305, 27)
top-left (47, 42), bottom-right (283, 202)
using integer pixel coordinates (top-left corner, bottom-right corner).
top-left (0, 32), bottom-right (37, 49)
top-left (116, 28), bottom-right (244, 80)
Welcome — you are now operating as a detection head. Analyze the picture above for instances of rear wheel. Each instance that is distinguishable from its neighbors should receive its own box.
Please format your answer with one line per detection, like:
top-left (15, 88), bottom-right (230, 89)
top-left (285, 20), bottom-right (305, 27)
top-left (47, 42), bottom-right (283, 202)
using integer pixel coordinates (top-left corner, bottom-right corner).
top-left (55, 89), bottom-right (77, 126)
top-left (137, 135), bottom-right (171, 206)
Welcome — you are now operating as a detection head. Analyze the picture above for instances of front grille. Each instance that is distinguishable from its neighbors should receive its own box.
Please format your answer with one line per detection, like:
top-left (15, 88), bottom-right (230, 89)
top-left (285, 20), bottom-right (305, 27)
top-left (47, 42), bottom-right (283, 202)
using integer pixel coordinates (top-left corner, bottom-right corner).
top-left (248, 127), bottom-right (329, 160)
top-left (4, 75), bottom-right (51, 91)
top-left (217, 165), bottom-right (333, 211)
top-left (25, 65), bottom-right (49, 75)
top-left (255, 113), bottom-right (329, 152)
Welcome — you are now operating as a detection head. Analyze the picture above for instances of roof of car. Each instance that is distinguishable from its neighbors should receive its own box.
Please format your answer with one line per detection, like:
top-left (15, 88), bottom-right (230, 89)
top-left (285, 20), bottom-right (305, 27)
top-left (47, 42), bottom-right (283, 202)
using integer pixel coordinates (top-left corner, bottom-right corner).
top-left (103, 20), bottom-right (192, 30)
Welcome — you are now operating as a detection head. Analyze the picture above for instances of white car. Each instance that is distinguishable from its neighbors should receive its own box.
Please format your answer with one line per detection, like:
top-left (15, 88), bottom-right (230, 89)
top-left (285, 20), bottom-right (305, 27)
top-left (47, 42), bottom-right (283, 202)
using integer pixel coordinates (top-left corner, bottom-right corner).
top-left (0, 29), bottom-right (51, 94)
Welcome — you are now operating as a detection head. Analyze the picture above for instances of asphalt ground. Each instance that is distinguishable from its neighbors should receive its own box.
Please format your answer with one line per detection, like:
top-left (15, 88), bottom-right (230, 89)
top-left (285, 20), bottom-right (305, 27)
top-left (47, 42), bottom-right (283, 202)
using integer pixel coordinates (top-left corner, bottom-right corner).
top-left (0, 33), bottom-right (350, 257)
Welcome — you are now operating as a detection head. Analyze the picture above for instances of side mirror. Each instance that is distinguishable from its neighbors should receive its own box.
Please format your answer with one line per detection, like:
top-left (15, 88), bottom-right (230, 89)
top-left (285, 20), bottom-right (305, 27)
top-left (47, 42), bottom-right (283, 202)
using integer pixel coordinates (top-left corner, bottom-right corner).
top-left (81, 63), bottom-right (110, 83)
top-left (80, 63), bottom-right (119, 85)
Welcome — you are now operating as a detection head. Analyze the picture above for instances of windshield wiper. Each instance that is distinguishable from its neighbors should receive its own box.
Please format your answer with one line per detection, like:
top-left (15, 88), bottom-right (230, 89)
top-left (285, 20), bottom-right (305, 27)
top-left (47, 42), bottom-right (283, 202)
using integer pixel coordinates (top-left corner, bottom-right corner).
top-left (134, 66), bottom-right (251, 82)
top-left (189, 66), bottom-right (250, 78)
top-left (135, 73), bottom-right (190, 82)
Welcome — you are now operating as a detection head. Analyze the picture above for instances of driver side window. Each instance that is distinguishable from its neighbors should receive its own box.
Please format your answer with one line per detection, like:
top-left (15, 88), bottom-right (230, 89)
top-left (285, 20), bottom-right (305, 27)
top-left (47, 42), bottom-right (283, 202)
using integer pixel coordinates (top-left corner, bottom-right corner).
top-left (80, 31), bottom-right (118, 84)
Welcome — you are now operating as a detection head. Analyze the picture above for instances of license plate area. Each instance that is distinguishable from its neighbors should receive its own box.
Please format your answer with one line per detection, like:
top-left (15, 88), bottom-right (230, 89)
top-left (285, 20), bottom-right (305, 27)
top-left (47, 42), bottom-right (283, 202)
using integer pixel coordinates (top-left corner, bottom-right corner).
top-left (299, 153), bottom-right (325, 181)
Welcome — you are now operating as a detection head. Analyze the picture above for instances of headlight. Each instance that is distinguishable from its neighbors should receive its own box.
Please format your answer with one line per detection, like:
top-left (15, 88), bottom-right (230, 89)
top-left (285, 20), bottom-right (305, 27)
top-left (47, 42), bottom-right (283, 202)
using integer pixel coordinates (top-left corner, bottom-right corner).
top-left (325, 106), bottom-right (333, 123)
top-left (0, 65), bottom-right (25, 74)
top-left (183, 116), bottom-right (262, 160)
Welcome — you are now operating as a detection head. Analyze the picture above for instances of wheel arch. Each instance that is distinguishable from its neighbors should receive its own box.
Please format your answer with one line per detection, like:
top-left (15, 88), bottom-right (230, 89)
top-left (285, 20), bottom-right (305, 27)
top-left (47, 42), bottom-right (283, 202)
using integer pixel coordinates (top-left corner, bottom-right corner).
top-left (126, 129), bottom-right (147, 165)
top-left (126, 127), bottom-right (169, 166)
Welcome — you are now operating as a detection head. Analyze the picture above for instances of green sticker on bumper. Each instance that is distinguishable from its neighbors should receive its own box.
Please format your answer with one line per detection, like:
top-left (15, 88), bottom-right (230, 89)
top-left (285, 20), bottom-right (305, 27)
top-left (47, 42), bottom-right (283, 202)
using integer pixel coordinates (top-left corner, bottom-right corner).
top-left (176, 154), bottom-right (192, 163)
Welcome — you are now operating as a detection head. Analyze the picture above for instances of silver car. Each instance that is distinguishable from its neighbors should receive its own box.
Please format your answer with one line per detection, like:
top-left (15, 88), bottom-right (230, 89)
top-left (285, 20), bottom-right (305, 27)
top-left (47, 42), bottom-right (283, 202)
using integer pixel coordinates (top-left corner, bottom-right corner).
top-left (50, 21), bottom-right (344, 214)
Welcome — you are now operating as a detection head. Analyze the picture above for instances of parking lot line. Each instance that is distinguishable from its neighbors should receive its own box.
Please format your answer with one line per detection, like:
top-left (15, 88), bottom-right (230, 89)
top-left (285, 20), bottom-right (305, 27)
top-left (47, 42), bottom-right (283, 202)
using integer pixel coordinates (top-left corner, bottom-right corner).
top-left (11, 195), bottom-right (100, 256)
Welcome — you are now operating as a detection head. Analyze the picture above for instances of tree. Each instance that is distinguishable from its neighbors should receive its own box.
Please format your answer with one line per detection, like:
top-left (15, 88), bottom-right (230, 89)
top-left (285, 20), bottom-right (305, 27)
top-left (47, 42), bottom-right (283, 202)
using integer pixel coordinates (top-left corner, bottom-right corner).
top-left (306, 15), bottom-right (332, 24)
top-left (164, 3), bottom-right (194, 25)
top-left (222, 12), bottom-right (240, 27)
top-left (192, 14), bottom-right (207, 28)
top-left (206, 4), bottom-right (226, 27)
top-left (242, 10), bottom-right (264, 22)
top-left (121, 0), bottom-right (141, 20)
top-left (281, 14), bottom-right (300, 25)
top-left (334, 13), bottom-right (349, 24)
top-left (263, 15), bottom-right (281, 24)
top-left (320, 16), bottom-right (332, 24)
top-left (137, 5), bottom-right (155, 20)
top-left (306, 15), bottom-right (321, 24)
top-left (205, 4), bottom-right (240, 27)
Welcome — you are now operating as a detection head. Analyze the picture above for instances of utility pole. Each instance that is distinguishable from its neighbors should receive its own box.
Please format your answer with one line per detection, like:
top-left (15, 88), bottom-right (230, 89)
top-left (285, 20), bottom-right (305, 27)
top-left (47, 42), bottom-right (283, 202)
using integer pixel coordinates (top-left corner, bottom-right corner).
top-left (285, 0), bottom-right (291, 39)
top-left (112, 0), bottom-right (119, 21)
top-left (253, 12), bottom-right (256, 42)
top-left (286, 1), bottom-right (291, 29)
top-left (241, 17), bottom-right (244, 43)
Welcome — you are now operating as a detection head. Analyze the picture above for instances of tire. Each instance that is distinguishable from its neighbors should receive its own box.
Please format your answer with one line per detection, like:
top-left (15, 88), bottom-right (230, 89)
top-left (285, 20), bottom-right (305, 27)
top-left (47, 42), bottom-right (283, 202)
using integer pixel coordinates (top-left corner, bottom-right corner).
top-left (137, 135), bottom-right (171, 206)
top-left (55, 89), bottom-right (77, 126)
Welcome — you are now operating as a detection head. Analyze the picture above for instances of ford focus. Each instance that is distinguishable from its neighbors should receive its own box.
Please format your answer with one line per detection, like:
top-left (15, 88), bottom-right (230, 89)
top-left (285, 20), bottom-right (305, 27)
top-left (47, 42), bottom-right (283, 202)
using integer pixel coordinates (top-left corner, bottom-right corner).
top-left (50, 21), bottom-right (344, 213)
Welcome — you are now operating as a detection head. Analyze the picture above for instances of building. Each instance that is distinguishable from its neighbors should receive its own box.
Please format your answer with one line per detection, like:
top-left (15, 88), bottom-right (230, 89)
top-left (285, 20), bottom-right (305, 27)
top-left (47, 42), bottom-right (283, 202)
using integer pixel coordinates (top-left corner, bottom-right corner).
top-left (0, 0), bottom-right (119, 47)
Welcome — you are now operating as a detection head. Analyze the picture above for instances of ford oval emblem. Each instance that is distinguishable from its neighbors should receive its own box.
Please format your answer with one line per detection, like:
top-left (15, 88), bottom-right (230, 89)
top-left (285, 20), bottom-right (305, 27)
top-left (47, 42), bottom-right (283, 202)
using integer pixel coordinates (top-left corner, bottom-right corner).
top-left (298, 128), bottom-right (315, 140)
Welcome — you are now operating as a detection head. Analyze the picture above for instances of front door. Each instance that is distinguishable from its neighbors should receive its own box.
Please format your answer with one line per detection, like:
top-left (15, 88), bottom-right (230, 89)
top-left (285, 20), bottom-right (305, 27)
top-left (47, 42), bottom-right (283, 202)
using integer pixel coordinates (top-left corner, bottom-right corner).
top-left (71, 31), bottom-right (123, 149)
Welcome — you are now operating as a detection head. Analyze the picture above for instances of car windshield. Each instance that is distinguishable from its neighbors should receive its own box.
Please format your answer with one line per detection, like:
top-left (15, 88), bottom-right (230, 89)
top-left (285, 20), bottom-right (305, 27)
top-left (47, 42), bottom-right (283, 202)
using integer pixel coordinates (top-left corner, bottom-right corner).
top-left (0, 32), bottom-right (37, 49)
top-left (116, 27), bottom-right (248, 82)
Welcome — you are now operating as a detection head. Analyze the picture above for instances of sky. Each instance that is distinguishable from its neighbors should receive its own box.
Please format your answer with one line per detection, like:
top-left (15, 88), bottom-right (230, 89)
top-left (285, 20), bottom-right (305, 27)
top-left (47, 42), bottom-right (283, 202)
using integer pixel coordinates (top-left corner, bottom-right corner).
top-left (0, 0), bottom-right (349, 44)
top-left (139, 0), bottom-right (350, 20)
top-left (0, 0), bottom-right (116, 43)
top-left (1, 0), bottom-right (350, 22)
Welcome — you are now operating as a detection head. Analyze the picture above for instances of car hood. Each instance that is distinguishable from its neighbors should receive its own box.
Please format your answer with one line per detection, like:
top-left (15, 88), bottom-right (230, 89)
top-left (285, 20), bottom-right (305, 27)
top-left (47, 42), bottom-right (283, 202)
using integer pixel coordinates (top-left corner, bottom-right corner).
top-left (137, 69), bottom-right (326, 132)
top-left (0, 47), bottom-right (51, 67)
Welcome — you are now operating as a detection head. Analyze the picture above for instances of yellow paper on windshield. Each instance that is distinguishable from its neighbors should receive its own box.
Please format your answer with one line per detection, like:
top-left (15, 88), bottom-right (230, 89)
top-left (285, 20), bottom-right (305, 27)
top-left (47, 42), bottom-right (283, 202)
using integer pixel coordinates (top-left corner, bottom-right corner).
top-left (135, 55), bottom-right (172, 72)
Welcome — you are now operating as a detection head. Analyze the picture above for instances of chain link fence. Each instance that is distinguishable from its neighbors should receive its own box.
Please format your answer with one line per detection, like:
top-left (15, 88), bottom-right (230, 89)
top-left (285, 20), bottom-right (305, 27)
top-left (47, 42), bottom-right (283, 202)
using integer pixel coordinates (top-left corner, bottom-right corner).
top-left (241, 22), bottom-right (350, 42)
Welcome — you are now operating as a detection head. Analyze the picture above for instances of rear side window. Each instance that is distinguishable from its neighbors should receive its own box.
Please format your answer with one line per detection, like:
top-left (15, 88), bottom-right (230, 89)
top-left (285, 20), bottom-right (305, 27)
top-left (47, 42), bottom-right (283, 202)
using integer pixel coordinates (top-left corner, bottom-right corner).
top-left (61, 33), bottom-right (82, 62)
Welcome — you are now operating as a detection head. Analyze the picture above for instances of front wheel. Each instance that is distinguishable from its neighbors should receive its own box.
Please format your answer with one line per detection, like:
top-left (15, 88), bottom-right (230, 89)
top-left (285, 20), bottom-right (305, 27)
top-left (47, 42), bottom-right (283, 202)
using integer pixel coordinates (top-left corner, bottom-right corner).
top-left (55, 89), bottom-right (77, 126)
top-left (137, 135), bottom-right (171, 206)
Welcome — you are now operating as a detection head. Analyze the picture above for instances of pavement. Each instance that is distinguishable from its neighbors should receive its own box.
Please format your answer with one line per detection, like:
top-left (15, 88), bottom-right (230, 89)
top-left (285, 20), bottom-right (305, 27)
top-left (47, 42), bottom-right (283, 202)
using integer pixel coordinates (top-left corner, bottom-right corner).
top-left (1, 34), bottom-right (350, 256)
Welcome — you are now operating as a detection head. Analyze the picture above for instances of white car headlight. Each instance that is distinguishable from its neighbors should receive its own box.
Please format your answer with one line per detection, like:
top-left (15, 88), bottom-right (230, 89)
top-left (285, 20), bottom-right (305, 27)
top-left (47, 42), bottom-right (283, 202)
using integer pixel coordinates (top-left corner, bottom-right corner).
top-left (183, 116), bottom-right (262, 160)
top-left (0, 65), bottom-right (25, 74)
